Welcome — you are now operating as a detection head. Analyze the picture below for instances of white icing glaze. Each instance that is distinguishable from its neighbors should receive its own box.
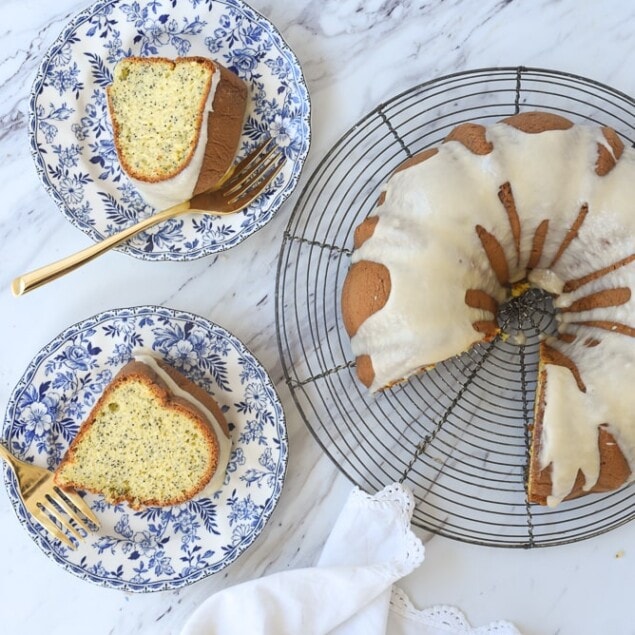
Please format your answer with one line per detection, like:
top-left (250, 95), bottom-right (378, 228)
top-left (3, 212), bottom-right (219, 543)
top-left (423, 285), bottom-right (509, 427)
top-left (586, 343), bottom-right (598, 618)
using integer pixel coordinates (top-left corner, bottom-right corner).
top-left (528, 268), bottom-right (564, 295)
top-left (509, 332), bottom-right (527, 346)
top-left (133, 353), bottom-right (231, 495)
top-left (351, 119), bottom-right (635, 504)
top-left (131, 67), bottom-right (221, 210)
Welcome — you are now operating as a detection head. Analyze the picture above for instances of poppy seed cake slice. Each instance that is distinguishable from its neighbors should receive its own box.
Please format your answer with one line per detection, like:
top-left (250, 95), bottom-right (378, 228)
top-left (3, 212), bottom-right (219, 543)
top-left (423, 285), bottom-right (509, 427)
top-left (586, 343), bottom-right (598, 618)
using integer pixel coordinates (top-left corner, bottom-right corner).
top-left (106, 56), bottom-right (248, 209)
top-left (54, 358), bottom-right (231, 509)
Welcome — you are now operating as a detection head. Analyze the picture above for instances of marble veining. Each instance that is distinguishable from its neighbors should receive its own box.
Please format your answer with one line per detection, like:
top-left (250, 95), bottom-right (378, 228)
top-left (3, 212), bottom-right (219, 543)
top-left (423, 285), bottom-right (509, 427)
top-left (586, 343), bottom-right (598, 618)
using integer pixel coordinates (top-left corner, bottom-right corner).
top-left (0, 1), bottom-right (634, 634)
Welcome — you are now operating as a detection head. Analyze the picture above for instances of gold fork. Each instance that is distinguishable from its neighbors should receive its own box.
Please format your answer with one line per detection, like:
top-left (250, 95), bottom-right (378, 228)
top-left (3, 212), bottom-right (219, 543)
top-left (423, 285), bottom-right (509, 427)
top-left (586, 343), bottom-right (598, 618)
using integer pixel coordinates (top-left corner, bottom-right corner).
top-left (12, 139), bottom-right (285, 296)
top-left (0, 443), bottom-right (100, 549)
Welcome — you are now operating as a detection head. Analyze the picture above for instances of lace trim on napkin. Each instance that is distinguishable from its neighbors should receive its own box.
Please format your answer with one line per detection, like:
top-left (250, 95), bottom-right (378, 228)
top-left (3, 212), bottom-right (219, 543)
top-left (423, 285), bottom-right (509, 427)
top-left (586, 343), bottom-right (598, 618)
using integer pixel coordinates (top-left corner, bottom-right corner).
top-left (390, 586), bottom-right (522, 635)
top-left (350, 484), bottom-right (425, 574)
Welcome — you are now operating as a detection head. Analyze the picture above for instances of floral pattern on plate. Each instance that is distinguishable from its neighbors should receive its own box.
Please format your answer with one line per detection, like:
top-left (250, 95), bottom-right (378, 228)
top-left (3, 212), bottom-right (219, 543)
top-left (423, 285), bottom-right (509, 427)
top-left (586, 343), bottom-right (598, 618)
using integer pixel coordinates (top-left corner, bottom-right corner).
top-left (2, 306), bottom-right (287, 591)
top-left (29, 0), bottom-right (310, 260)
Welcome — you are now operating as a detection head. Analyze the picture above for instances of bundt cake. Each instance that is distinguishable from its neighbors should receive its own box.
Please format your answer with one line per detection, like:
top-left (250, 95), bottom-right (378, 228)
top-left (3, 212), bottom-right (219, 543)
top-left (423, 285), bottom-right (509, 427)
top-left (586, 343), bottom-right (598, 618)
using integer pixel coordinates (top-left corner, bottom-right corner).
top-left (341, 111), bottom-right (635, 506)
top-left (107, 56), bottom-right (248, 209)
top-left (54, 355), bottom-right (231, 509)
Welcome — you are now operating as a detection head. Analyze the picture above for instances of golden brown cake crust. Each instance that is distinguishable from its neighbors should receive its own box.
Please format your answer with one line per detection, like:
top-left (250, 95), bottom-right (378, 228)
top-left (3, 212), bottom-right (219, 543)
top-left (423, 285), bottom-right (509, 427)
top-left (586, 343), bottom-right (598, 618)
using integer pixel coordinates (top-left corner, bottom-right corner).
top-left (443, 123), bottom-right (493, 155)
top-left (355, 355), bottom-right (376, 389)
top-left (464, 289), bottom-right (499, 314)
top-left (475, 224), bottom-right (510, 286)
top-left (393, 148), bottom-right (439, 173)
top-left (527, 219), bottom-right (550, 270)
top-left (501, 111), bottom-right (574, 133)
top-left (596, 126), bottom-right (625, 176)
top-left (54, 359), bottom-right (227, 509)
top-left (194, 63), bottom-right (249, 193)
top-left (341, 261), bottom-right (391, 339)
top-left (353, 216), bottom-right (379, 249)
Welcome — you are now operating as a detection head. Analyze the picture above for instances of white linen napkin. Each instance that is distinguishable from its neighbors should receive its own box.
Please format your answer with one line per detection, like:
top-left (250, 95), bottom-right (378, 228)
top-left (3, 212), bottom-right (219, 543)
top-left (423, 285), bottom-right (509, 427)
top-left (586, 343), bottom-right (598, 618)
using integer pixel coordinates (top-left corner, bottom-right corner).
top-left (180, 484), bottom-right (522, 635)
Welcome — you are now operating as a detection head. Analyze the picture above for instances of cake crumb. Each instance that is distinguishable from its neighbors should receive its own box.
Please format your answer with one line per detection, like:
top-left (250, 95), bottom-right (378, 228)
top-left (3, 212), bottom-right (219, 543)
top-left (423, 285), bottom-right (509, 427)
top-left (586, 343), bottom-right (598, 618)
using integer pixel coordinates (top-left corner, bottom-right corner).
top-left (615, 549), bottom-right (625, 559)
top-left (511, 280), bottom-right (531, 297)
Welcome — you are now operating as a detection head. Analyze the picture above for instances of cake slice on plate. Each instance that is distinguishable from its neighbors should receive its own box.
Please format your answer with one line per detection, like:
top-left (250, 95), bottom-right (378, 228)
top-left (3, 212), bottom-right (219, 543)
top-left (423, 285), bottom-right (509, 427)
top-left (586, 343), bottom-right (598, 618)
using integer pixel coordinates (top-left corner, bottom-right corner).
top-left (54, 356), bottom-right (231, 509)
top-left (106, 56), bottom-right (248, 209)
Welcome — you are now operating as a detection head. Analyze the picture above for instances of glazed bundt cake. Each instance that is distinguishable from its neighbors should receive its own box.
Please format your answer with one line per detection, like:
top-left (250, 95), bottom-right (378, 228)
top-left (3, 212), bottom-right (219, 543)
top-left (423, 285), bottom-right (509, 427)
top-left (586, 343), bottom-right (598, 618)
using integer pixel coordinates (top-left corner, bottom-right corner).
top-left (55, 355), bottom-right (231, 509)
top-left (341, 111), bottom-right (635, 506)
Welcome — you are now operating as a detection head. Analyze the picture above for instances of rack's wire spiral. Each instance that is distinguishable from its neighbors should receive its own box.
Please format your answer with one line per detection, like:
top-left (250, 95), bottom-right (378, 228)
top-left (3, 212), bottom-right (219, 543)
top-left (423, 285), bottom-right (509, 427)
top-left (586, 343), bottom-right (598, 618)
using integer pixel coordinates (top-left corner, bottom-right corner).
top-left (275, 67), bottom-right (635, 547)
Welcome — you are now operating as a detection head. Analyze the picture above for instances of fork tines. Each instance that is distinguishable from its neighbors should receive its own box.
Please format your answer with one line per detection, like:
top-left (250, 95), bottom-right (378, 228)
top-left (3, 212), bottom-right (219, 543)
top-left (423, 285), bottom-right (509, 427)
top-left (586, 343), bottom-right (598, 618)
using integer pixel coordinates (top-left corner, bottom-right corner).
top-left (230, 137), bottom-right (274, 175)
top-left (34, 486), bottom-right (100, 550)
top-left (225, 139), bottom-right (285, 205)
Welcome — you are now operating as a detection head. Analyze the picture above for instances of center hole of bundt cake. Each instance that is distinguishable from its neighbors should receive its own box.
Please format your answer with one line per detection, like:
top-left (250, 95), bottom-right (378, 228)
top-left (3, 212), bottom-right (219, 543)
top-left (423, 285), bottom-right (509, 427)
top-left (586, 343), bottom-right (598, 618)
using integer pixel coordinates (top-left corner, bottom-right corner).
top-left (496, 287), bottom-right (557, 342)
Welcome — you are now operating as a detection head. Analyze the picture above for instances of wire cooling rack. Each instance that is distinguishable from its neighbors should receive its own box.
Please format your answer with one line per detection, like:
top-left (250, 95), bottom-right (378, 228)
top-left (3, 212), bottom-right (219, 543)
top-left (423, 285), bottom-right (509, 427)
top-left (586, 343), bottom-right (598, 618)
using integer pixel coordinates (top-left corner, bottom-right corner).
top-left (275, 67), bottom-right (635, 547)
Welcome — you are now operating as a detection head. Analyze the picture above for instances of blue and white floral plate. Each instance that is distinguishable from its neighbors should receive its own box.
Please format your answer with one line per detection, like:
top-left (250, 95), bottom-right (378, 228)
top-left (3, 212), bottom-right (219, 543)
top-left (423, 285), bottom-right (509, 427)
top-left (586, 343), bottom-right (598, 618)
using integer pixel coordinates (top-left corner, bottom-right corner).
top-left (2, 306), bottom-right (287, 591)
top-left (29, 0), bottom-right (310, 260)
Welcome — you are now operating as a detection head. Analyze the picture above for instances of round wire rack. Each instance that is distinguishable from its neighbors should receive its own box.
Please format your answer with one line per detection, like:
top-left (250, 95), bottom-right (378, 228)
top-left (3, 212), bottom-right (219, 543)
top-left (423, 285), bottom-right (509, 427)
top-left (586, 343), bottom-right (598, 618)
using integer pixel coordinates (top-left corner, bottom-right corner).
top-left (275, 67), bottom-right (635, 548)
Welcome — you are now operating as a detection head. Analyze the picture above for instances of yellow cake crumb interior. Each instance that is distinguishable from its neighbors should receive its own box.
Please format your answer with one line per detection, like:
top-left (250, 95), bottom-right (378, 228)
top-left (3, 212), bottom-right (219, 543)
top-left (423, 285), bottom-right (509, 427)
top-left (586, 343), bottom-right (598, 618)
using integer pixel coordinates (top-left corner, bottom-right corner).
top-left (108, 59), bottom-right (212, 179)
top-left (56, 380), bottom-right (213, 504)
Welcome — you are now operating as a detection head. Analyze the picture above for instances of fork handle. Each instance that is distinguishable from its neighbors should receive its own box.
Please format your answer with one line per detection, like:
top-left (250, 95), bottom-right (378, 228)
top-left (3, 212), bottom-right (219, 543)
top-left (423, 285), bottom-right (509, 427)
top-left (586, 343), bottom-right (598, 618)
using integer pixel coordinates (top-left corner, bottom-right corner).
top-left (0, 443), bottom-right (15, 467)
top-left (0, 443), bottom-right (23, 482)
top-left (12, 201), bottom-right (192, 296)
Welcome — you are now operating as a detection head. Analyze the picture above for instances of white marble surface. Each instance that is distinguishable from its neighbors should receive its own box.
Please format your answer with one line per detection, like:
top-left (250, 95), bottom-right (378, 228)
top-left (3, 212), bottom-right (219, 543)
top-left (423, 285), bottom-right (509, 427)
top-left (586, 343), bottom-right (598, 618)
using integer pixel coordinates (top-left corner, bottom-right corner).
top-left (1, 0), bottom-right (634, 633)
